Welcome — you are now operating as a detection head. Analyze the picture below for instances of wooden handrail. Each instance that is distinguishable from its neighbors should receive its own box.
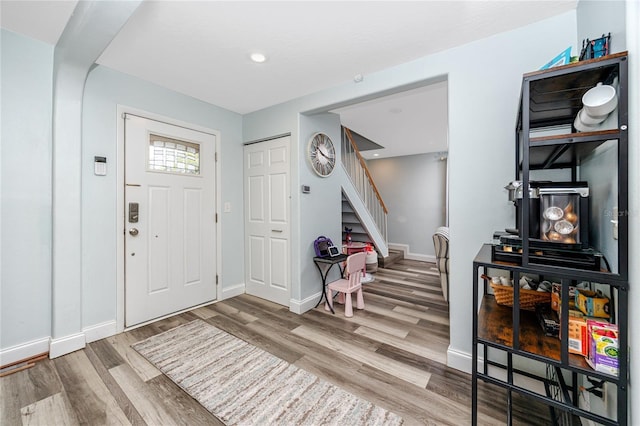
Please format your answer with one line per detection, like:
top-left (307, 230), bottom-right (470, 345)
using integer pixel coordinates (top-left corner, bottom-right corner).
top-left (343, 127), bottom-right (388, 214)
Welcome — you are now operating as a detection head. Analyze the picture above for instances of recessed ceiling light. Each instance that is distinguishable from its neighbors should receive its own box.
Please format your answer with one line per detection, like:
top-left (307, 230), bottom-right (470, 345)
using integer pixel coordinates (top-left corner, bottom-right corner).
top-left (250, 53), bottom-right (266, 63)
top-left (373, 153), bottom-right (380, 157)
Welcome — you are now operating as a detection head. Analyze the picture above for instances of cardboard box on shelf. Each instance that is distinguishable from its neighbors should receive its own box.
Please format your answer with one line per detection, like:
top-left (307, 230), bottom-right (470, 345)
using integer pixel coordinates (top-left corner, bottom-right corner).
top-left (563, 311), bottom-right (588, 356)
top-left (575, 289), bottom-right (610, 319)
top-left (586, 320), bottom-right (618, 377)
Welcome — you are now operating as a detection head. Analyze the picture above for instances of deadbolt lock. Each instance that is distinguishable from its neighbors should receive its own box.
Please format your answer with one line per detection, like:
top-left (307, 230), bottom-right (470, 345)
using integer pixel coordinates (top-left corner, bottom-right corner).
top-left (129, 202), bottom-right (139, 223)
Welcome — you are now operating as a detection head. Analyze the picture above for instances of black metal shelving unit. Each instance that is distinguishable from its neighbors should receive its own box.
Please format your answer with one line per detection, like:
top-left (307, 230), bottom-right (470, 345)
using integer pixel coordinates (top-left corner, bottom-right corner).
top-left (472, 52), bottom-right (629, 425)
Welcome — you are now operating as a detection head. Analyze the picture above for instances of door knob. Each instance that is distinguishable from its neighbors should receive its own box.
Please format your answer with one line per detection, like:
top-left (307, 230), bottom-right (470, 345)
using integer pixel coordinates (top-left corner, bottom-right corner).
top-left (129, 228), bottom-right (139, 236)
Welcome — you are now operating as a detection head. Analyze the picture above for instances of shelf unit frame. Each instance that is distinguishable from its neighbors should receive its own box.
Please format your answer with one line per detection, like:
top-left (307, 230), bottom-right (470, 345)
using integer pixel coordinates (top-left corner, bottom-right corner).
top-left (472, 245), bottom-right (628, 425)
top-left (518, 52), bottom-right (629, 279)
top-left (472, 52), bottom-right (629, 426)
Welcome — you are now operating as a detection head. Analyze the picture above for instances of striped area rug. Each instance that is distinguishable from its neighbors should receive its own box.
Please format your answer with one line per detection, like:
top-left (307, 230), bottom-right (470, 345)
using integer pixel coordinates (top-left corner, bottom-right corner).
top-left (132, 319), bottom-right (404, 425)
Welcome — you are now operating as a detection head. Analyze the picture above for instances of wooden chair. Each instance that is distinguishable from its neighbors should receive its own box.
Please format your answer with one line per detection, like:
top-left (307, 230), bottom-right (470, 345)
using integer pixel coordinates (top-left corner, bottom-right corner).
top-left (325, 252), bottom-right (366, 317)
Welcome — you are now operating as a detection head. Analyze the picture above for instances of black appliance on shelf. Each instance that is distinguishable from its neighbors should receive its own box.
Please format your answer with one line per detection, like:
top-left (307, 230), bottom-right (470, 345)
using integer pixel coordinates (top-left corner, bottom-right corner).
top-left (496, 181), bottom-right (599, 269)
top-left (491, 237), bottom-right (603, 271)
top-left (504, 181), bottom-right (590, 249)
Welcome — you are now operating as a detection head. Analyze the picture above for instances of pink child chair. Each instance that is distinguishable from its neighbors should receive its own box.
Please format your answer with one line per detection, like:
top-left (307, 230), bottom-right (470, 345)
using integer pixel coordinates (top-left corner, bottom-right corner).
top-left (325, 252), bottom-right (366, 317)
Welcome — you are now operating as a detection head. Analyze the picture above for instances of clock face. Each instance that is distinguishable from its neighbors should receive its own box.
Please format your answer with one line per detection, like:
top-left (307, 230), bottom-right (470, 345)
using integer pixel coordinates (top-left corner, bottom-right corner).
top-left (308, 133), bottom-right (336, 177)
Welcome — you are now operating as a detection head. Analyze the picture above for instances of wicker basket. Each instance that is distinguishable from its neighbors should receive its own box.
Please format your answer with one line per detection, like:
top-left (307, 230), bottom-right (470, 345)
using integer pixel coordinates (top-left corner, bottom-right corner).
top-left (490, 282), bottom-right (551, 311)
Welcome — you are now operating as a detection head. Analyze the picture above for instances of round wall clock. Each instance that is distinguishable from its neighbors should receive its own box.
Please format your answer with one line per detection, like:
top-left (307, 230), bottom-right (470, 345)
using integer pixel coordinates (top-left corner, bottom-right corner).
top-left (308, 132), bottom-right (336, 177)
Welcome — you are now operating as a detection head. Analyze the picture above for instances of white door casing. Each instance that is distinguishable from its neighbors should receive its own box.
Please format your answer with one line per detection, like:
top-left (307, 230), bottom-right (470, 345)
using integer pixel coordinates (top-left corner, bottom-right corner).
top-left (244, 136), bottom-right (291, 306)
top-left (124, 114), bottom-right (217, 327)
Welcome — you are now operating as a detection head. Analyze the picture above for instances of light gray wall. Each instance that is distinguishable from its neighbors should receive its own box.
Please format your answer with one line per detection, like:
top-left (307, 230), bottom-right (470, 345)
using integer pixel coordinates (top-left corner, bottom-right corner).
top-left (367, 154), bottom-right (446, 257)
top-left (81, 66), bottom-right (243, 327)
top-left (577, 0), bottom-right (626, 54)
top-left (245, 11), bottom-right (578, 370)
top-left (580, 141), bottom-right (618, 272)
top-left (299, 113), bottom-right (344, 300)
top-left (1, 30), bottom-right (54, 349)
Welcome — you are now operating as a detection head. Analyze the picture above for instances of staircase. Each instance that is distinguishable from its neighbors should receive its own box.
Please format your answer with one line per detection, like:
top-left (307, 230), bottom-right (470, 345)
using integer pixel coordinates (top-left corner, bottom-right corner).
top-left (341, 193), bottom-right (370, 244)
top-left (340, 126), bottom-right (390, 260)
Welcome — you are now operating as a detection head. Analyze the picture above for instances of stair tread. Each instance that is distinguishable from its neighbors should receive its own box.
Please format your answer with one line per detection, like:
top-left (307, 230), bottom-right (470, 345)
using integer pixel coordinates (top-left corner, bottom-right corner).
top-left (342, 190), bottom-right (386, 261)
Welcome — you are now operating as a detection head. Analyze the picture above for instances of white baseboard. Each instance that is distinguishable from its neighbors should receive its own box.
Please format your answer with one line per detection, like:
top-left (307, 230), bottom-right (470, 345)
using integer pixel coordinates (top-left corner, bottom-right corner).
top-left (220, 282), bottom-right (245, 300)
top-left (83, 320), bottom-right (117, 343)
top-left (446, 345), bottom-right (473, 374)
top-left (49, 332), bottom-right (86, 359)
top-left (289, 292), bottom-right (322, 314)
top-left (0, 337), bottom-right (50, 367)
top-left (388, 243), bottom-right (436, 263)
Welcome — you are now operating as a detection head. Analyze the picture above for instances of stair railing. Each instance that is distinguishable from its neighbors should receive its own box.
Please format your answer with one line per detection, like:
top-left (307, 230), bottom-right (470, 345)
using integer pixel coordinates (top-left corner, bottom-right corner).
top-left (341, 126), bottom-right (388, 242)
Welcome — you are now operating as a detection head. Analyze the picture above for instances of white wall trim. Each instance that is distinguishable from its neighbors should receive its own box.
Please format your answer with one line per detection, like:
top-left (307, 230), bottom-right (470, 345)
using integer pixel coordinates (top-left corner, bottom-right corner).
top-left (219, 282), bottom-right (245, 301)
top-left (83, 320), bottom-right (117, 343)
top-left (446, 345), bottom-right (472, 374)
top-left (289, 292), bottom-right (322, 314)
top-left (116, 105), bottom-right (222, 333)
top-left (0, 337), bottom-right (50, 367)
top-left (388, 243), bottom-right (436, 263)
top-left (49, 332), bottom-right (86, 359)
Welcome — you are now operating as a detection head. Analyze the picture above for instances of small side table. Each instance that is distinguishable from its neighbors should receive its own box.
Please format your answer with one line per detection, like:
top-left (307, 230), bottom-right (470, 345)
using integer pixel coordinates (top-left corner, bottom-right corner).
top-left (313, 254), bottom-right (348, 314)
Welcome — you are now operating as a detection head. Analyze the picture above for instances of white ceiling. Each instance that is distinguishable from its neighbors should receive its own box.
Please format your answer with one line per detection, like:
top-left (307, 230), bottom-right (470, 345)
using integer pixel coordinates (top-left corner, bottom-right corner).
top-left (1, 0), bottom-right (577, 158)
top-left (332, 81), bottom-right (449, 159)
top-left (0, 0), bottom-right (77, 45)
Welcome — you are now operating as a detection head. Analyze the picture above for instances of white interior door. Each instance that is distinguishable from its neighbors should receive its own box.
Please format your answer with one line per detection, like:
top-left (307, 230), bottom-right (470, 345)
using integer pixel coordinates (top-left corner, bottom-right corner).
top-left (125, 114), bottom-right (217, 327)
top-left (244, 136), bottom-right (291, 306)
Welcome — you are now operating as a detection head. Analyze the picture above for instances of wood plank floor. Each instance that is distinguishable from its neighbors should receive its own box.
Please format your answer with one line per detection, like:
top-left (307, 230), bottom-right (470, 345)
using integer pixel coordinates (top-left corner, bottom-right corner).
top-left (1, 259), bottom-right (552, 425)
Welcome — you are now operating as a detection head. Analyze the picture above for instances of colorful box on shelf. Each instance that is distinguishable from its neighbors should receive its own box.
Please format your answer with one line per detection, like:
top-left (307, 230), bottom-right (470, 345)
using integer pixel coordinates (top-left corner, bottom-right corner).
top-left (564, 310), bottom-right (588, 356)
top-left (575, 289), bottom-right (610, 319)
top-left (586, 320), bottom-right (619, 376)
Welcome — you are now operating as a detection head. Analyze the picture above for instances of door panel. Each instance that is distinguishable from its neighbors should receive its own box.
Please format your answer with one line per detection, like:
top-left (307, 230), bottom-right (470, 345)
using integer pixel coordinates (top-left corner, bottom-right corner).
top-left (249, 236), bottom-right (266, 283)
top-left (184, 189), bottom-right (202, 284)
top-left (270, 238), bottom-right (288, 289)
top-left (244, 136), bottom-right (291, 306)
top-left (125, 115), bottom-right (217, 327)
top-left (270, 173), bottom-right (287, 223)
top-left (249, 176), bottom-right (265, 221)
top-left (148, 186), bottom-right (170, 293)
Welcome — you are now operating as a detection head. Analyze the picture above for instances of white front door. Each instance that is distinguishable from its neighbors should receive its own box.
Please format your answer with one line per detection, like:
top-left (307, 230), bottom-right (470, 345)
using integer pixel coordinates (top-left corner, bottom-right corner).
top-left (244, 136), bottom-right (291, 306)
top-left (125, 114), bottom-right (217, 327)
